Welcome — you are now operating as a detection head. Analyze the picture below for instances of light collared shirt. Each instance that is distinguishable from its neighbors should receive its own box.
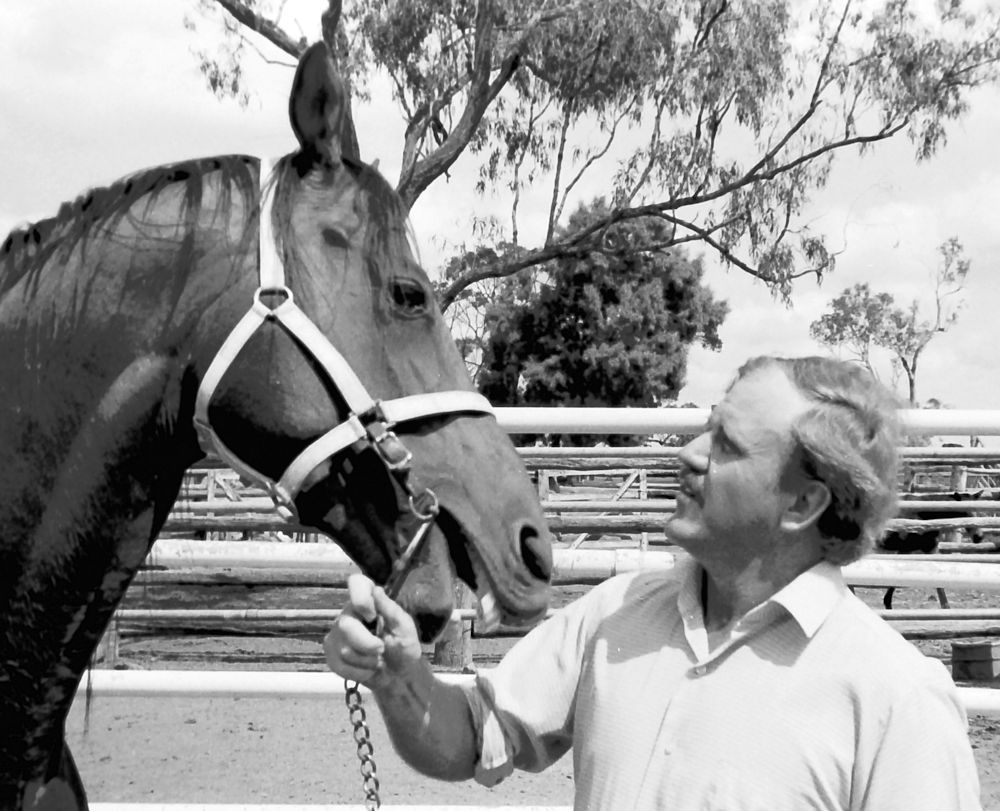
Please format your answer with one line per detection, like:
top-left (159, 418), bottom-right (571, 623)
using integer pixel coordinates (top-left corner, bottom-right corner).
top-left (465, 556), bottom-right (981, 810)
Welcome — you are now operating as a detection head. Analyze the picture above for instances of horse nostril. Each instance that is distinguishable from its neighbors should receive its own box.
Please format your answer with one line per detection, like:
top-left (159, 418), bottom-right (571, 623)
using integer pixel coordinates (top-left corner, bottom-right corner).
top-left (413, 610), bottom-right (452, 644)
top-left (519, 524), bottom-right (552, 582)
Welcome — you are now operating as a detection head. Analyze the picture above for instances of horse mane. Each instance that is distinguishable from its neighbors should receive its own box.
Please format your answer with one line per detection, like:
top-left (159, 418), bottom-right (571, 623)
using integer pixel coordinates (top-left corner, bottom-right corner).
top-left (0, 155), bottom-right (258, 297)
top-left (1, 152), bottom-right (418, 301)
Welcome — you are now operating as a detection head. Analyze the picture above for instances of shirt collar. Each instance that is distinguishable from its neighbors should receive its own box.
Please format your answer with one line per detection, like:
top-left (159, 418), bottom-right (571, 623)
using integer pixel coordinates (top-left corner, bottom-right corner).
top-left (769, 560), bottom-right (847, 638)
top-left (676, 557), bottom-right (847, 640)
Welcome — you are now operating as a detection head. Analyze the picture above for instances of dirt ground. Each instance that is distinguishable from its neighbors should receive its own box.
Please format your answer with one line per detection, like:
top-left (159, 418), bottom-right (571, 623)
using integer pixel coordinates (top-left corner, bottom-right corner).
top-left (67, 583), bottom-right (1000, 809)
top-left (67, 633), bottom-right (577, 808)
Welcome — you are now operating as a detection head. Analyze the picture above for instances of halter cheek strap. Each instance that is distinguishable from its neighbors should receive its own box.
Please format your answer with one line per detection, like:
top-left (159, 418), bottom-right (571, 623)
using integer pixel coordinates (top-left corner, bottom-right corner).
top-left (193, 157), bottom-right (494, 519)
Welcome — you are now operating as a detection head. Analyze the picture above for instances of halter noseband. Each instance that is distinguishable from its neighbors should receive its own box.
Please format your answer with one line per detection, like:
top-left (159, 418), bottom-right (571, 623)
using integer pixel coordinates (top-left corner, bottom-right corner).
top-left (192, 158), bottom-right (494, 529)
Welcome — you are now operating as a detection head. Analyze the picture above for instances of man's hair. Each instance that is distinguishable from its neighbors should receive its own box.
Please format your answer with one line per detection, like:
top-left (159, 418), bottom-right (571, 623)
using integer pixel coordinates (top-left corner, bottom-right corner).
top-left (732, 355), bottom-right (901, 564)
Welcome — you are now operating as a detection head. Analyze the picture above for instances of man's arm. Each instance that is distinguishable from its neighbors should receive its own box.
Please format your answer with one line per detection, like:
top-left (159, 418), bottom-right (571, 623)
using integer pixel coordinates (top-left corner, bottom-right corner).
top-left (854, 678), bottom-right (982, 810)
top-left (324, 575), bottom-right (478, 781)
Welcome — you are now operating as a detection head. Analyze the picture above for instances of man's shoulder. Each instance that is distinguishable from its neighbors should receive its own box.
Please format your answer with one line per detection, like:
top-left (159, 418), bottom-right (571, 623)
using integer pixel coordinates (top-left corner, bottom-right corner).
top-left (548, 564), bottom-right (684, 638)
top-left (819, 591), bottom-right (955, 690)
top-left (582, 562), bottom-right (686, 610)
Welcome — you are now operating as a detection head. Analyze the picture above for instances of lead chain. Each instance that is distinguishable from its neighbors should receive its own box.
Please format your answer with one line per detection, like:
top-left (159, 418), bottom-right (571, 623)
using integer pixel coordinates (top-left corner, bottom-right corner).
top-left (345, 678), bottom-right (381, 810)
top-left (343, 490), bottom-right (438, 810)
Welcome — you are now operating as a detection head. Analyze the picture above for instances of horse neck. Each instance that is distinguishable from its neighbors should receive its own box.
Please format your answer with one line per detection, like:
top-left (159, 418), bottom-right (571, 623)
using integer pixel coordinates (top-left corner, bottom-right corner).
top-left (0, 161), bottom-right (261, 541)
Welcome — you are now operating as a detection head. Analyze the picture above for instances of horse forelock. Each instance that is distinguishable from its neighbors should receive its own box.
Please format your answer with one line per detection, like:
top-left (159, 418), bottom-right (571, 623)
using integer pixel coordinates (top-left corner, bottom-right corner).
top-left (271, 153), bottom-right (418, 288)
top-left (355, 159), bottom-right (417, 265)
top-left (0, 156), bottom-right (258, 299)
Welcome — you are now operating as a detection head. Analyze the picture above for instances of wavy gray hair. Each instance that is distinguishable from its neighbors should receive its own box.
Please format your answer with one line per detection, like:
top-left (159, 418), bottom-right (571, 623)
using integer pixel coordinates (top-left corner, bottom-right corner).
top-left (732, 356), bottom-right (901, 565)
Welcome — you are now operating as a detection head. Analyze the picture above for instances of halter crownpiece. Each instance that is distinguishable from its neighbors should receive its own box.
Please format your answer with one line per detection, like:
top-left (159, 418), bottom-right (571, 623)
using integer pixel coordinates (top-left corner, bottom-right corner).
top-left (193, 157), bottom-right (495, 519)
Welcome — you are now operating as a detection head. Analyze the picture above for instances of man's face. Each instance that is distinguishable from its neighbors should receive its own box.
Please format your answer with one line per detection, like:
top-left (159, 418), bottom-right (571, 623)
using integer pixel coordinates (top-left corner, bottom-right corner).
top-left (665, 365), bottom-right (811, 566)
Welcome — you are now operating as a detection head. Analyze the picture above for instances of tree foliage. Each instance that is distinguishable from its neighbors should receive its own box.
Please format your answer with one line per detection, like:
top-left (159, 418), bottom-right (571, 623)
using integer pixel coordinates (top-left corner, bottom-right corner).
top-left (809, 237), bottom-right (970, 405)
top-left (435, 239), bottom-right (520, 381)
top-left (808, 283), bottom-right (898, 371)
top-left (187, 0), bottom-right (1000, 306)
top-left (476, 199), bottom-right (728, 437)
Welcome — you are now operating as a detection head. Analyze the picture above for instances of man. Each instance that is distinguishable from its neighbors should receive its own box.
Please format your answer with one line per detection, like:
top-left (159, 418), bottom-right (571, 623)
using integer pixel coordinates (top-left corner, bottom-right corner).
top-left (325, 355), bottom-right (981, 809)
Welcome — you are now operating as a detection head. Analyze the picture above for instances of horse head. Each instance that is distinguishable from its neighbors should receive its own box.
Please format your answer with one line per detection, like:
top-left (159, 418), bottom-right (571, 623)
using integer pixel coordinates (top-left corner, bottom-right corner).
top-left (197, 43), bottom-right (551, 642)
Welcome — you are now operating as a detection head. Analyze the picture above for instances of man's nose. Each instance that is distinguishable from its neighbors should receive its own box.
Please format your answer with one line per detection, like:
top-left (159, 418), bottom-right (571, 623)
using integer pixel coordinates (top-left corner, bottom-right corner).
top-left (678, 431), bottom-right (710, 472)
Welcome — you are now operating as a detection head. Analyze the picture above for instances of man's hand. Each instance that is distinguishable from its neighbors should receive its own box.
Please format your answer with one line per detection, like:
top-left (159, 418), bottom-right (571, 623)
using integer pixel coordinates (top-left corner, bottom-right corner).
top-left (324, 573), bottom-right (423, 688)
top-left (325, 576), bottom-right (480, 782)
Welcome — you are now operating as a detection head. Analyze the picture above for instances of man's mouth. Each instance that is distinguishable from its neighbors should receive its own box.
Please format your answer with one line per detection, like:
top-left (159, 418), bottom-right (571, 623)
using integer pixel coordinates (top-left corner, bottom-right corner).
top-left (677, 476), bottom-right (701, 504)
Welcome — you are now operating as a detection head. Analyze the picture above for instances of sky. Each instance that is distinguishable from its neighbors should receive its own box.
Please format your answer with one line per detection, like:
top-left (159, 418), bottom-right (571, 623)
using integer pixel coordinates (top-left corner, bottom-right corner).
top-left (3, 0), bottom-right (1000, 414)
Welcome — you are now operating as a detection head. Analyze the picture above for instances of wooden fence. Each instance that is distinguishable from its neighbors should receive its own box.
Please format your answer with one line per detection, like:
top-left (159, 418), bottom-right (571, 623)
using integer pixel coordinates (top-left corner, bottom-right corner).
top-left (85, 408), bottom-right (1000, 809)
top-left (105, 438), bottom-right (1000, 669)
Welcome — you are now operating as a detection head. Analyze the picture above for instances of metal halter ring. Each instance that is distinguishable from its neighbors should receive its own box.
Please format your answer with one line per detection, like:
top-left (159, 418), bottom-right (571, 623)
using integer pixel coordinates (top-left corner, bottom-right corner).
top-left (408, 490), bottom-right (439, 522)
top-left (252, 284), bottom-right (293, 313)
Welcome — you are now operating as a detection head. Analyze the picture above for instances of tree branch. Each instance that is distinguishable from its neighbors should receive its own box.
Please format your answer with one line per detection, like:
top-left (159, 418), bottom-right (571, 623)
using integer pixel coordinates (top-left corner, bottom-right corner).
top-left (437, 179), bottom-right (841, 311)
top-left (546, 101), bottom-right (574, 245)
top-left (511, 95), bottom-right (544, 247)
top-left (553, 99), bottom-right (635, 230)
top-left (397, 2), bottom-right (576, 207)
top-left (624, 97), bottom-right (669, 205)
top-left (211, 0), bottom-right (307, 57)
top-left (439, 203), bottom-right (770, 311)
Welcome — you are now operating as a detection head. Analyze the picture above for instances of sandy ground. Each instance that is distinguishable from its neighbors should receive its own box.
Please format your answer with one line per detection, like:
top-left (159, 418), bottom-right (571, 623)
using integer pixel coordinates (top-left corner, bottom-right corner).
top-left (67, 691), bottom-right (576, 807)
top-left (66, 688), bottom-right (1000, 808)
top-left (68, 696), bottom-right (1000, 809)
top-left (66, 584), bottom-right (1000, 808)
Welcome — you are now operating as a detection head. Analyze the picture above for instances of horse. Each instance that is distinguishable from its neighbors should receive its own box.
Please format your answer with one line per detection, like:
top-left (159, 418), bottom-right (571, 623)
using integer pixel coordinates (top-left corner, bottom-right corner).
top-left (878, 490), bottom-right (987, 609)
top-left (0, 42), bottom-right (551, 809)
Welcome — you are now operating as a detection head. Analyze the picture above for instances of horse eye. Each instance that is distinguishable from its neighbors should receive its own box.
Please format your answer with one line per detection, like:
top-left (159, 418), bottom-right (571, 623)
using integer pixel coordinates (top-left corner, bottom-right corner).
top-left (322, 227), bottom-right (349, 249)
top-left (390, 278), bottom-right (429, 315)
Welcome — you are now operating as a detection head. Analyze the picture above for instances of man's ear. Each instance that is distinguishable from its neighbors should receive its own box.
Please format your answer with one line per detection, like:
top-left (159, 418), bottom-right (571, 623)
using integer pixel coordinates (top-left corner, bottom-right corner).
top-left (781, 480), bottom-right (832, 533)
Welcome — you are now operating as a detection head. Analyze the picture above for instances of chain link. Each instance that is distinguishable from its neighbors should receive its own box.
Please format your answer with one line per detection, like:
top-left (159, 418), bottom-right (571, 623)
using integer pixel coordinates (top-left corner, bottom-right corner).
top-left (343, 488), bottom-right (438, 809)
top-left (345, 678), bottom-right (381, 810)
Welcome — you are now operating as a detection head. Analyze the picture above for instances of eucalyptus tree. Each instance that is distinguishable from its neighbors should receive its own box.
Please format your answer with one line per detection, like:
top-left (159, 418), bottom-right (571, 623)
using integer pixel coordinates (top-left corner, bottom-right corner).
top-left (810, 237), bottom-right (971, 405)
top-left (188, 0), bottom-right (1000, 308)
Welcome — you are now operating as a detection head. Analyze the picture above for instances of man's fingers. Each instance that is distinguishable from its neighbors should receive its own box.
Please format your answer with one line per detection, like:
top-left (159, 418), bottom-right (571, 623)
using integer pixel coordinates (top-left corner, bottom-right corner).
top-left (347, 573), bottom-right (378, 624)
top-left (324, 636), bottom-right (379, 683)
top-left (323, 615), bottom-right (383, 683)
top-left (338, 613), bottom-right (385, 655)
top-left (347, 574), bottom-right (416, 644)
top-left (372, 585), bottom-right (415, 635)
top-left (335, 641), bottom-right (382, 674)
top-left (326, 576), bottom-right (421, 683)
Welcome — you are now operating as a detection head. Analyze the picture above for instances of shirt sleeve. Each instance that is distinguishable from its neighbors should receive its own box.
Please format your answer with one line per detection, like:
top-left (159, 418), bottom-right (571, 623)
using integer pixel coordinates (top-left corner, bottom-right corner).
top-left (463, 576), bottom-right (627, 786)
top-left (854, 663), bottom-right (982, 810)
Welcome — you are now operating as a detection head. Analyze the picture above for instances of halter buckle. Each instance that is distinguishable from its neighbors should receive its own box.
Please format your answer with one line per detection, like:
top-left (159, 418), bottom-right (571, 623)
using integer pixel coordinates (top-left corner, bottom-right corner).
top-left (368, 421), bottom-right (413, 472)
top-left (266, 480), bottom-right (299, 520)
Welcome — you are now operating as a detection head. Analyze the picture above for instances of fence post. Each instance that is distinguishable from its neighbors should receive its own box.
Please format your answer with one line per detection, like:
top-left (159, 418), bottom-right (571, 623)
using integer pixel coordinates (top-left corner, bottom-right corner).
top-left (950, 464), bottom-right (968, 491)
top-left (537, 468), bottom-right (550, 500)
top-left (432, 581), bottom-right (474, 671)
top-left (95, 616), bottom-right (120, 668)
top-left (639, 470), bottom-right (649, 551)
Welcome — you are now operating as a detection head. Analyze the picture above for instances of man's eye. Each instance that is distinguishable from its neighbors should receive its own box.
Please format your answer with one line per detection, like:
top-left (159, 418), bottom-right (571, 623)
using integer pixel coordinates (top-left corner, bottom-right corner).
top-left (714, 431), bottom-right (738, 455)
top-left (389, 277), bottom-right (429, 316)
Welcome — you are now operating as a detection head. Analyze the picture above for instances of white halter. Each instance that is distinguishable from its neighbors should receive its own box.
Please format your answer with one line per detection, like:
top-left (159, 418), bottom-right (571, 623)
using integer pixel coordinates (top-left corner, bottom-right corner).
top-left (193, 158), bottom-right (494, 519)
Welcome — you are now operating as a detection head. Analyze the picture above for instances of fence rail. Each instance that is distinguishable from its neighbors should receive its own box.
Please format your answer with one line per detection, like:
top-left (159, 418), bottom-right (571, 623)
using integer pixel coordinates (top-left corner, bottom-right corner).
top-left (91, 805), bottom-right (569, 811)
top-left (169, 497), bottom-right (1000, 515)
top-left (493, 407), bottom-right (1000, 435)
top-left (79, 668), bottom-right (1000, 717)
top-left (141, 539), bottom-right (1000, 588)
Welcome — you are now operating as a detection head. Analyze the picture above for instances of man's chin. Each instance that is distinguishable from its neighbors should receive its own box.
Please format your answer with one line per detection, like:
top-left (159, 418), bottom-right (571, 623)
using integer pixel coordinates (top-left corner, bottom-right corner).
top-left (665, 512), bottom-right (712, 548)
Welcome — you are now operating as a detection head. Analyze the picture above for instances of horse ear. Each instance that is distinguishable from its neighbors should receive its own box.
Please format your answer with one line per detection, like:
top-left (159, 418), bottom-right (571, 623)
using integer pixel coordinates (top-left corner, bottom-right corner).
top-left (289, 42), bottom-right (354, 167)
